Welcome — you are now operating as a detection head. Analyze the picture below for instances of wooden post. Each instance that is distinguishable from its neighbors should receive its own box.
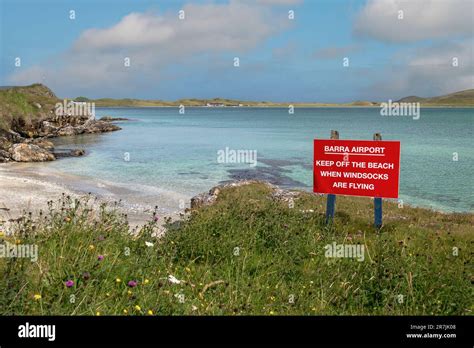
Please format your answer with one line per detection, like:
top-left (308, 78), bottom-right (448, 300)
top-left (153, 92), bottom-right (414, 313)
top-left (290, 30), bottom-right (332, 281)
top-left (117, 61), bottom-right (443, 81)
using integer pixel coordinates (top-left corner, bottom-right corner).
top-left (326, 130), bottom-right (339, 224)
top-left (373, 133), bottom-right (382, 229)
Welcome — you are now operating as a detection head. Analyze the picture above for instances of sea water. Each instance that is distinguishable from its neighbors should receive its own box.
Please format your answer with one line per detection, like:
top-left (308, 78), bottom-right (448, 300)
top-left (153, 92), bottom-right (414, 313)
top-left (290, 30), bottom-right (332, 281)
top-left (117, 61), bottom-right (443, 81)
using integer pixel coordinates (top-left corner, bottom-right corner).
top-left (46, 107), bottom-right (473, 213)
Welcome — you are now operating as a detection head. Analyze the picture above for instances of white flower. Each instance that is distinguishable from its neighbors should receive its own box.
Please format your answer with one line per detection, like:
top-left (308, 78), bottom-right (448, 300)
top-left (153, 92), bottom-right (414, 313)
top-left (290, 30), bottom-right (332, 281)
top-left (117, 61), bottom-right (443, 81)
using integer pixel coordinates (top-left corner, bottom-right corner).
top-left (145, 241), bottom-right (154, 247)
top-left (168, 275), bottom-right (181, 284)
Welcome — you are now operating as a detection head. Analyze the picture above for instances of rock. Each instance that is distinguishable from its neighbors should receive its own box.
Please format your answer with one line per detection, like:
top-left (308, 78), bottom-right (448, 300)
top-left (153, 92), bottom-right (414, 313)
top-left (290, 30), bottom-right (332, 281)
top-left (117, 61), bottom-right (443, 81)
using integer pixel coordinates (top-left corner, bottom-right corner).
top-left (39, 121), bottom-right (60, 137)
top-left (31, 138), bottom-right (54, 151)
top-left (9, 143), bottom-right (55, 162)
top-left (81, 121), bottom-right (121, 134)
top-left (0, 149), bottom-right (11, 163)
top-left (53, 148), bottom-right (85, 158)
top-left (71, 149), bottom-right (85, 157)
top-left (57, 125), bottom-right (78, 136)
top-left (99, 116), bottom-right (130, 122)
top-left (190, 180), bottom-right (274, 209)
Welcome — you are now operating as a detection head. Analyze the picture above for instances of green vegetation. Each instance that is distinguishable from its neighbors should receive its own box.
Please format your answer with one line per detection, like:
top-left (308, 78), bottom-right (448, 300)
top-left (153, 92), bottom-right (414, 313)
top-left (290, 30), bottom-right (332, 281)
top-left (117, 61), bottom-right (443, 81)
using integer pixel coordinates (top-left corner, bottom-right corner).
top-left (1, 183), bottom-right (472, 315)
top-left (397, 89), bottom-right (474, 106)
top-left (0, 84), bottom-right (59, 131)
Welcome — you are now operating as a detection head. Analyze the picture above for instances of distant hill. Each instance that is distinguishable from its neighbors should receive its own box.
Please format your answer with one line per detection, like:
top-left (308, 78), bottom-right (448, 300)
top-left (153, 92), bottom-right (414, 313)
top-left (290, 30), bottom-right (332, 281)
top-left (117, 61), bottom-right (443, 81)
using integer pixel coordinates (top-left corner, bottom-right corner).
top-left (397, 89), bottom-right (474, 106)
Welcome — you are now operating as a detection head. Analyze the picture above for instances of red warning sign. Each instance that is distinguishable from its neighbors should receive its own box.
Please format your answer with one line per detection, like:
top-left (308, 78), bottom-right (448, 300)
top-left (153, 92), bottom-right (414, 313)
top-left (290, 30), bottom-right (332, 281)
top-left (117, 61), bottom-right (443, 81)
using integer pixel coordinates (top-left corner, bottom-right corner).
top-left (313, 139), bottom-right (400, 198)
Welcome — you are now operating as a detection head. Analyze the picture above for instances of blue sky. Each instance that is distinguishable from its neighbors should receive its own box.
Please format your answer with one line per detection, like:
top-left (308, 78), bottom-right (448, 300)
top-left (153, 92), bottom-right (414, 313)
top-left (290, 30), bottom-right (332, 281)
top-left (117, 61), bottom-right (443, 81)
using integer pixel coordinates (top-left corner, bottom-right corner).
top-left (0, 0), bottom-right (472, 102)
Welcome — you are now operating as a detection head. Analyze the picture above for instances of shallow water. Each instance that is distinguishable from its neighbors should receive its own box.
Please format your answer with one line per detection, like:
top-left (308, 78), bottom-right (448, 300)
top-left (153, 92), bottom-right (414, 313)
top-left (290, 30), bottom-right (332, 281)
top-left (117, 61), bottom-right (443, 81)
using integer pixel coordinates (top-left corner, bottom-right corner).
top-left (44, 107), bottom-right (473, 213)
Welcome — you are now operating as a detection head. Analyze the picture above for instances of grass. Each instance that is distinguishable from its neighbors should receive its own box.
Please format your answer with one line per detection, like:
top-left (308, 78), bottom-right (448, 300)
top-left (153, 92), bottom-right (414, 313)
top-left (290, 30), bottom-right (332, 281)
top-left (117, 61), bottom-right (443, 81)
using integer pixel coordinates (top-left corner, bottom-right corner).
top-left (0, 183), bottom-right (472, 315)
top-left (0, 84), bottom-right (59, 131)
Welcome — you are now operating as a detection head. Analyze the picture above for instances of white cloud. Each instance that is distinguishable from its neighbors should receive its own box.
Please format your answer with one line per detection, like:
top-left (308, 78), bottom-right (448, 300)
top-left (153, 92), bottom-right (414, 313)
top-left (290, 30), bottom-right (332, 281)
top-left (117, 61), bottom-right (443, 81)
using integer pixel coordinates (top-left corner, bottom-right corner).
top-left (364, 40), bottom-right (473, 99)
top-left (354, 0), bottom-right (473, 42)
top-left (8, 1), bottom-right (291, 96)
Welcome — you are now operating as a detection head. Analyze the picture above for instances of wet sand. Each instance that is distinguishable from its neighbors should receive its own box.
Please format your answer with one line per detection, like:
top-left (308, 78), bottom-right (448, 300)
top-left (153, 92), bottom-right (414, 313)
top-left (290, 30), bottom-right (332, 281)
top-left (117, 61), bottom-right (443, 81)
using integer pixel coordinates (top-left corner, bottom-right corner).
top-left (0, 163), bottom-right (187, 232)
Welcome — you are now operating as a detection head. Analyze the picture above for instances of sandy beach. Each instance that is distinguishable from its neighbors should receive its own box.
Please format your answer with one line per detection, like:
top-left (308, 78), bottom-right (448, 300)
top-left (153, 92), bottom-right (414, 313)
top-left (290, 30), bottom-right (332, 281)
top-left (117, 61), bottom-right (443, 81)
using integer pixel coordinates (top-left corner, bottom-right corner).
top-left (0, 163), bottom-right (186, 231)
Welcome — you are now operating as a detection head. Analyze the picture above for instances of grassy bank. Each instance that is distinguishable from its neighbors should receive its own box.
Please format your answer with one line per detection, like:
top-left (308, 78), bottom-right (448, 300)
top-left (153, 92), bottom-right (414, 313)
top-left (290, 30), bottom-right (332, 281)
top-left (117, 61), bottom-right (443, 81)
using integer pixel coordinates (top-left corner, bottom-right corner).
top-left (0, 183), bottom-right (472, 315)
top-left (0, 84), bottom-right (59, 131)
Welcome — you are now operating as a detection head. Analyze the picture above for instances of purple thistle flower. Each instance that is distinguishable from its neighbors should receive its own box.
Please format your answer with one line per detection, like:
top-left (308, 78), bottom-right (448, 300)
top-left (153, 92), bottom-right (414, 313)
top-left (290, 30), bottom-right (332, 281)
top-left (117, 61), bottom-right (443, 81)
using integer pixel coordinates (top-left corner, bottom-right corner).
top-left (127, 280), bottom-right (138, 288)
top-left (98, 255), bottom-right (104, 261)
top-left (65, 280), bottom-right (74, 288)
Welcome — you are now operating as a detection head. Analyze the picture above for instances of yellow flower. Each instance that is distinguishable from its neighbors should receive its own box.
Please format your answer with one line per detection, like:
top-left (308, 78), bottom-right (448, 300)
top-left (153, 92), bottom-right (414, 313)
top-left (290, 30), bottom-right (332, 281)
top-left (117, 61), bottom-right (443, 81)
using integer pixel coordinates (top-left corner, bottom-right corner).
top-left (134, 305), bottom-right (141, 311)
top-left (116, 278), bottom-right (121, 283)
top-left (144, 279), bottom-right (150, 285)
top-left (106, 292), bottom-right (110, 297)
top-left (33, 294), bottom-right (42, 301)
top-left (89, 245), bottom-right (95, 250)
top-left (0, 231), bottom-right (4, 238)
top-left (185, 267), bottom-right (191, 273)
top-left (269, 311), bottom-right (275, 315)
top-left (96, 311), bottom-right (101, 316)
top-left (127, 290), bottom-right (132, 295)
top-left (270, 296), bottom-right (276, 301)
top-left (15, 239), bottom-right (21, 245)
top-left (123, 309), bottom-right (128, 314)
top-left (147, 310), bottom-right (153, 315)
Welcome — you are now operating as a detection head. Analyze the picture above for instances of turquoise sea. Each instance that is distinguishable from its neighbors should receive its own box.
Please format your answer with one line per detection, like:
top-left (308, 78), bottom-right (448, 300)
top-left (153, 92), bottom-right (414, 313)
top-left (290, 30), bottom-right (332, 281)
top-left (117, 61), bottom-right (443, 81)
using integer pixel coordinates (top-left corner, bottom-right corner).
top-left (47, 107), bottom-right (473, 213)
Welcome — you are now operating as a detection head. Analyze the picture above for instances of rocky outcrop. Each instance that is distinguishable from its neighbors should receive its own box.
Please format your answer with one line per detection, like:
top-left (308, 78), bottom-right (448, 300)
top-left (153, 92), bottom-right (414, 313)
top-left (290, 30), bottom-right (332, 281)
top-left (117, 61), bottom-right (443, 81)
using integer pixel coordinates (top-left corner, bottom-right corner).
top-left (99, 116), bottom-right (130, 122)
top-left (53, 149), bottom-right (85, 158)
top-left (0, 84), bottom-right (123, 163)
top-left (37, 117), bottom-right (121, 137)
top-left (190, 180), bottom-right (306, 210)
top-left (190, 180), bottom-right (278, 209)
top-left (9, 143), bottom-right (55, 162)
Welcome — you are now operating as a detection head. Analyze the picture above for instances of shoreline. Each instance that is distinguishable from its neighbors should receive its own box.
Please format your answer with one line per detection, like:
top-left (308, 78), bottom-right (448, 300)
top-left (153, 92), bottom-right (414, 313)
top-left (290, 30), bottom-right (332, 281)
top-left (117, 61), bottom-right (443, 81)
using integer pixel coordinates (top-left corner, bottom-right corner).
top-left (0, 163), bottom-right (187, 231)
top-left (1, 161), bottom-right (470, 231)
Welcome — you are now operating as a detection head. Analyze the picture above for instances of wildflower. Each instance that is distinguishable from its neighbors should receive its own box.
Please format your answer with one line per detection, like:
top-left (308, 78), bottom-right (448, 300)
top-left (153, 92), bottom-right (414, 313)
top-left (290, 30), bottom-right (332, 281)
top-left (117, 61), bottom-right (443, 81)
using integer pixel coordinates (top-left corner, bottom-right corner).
top-left (96, 311), bottom-right (101, 316)
top-left (269, 311), bottom-right (275, 315)
top-left (144, 279), bottom-right (150, 285)
top-left (127, 280), bottom-right (138, 287)
top-left (106, 292), bottom-right (110, 297)
top-left (147, 310), bottom-right (153, 315)
top-left (16, 239), bottom-right (21, 245)
top-left (82, 272), bottom-right (91, 280)
top-left (127, 290), bottom-right (132, 295)
top-left (0, 231), bottom-right (4, 238)
top-left (185, 267), bottom-right (191, 273)
top-left (97, 255), bottom-right (104, 261)
top-left (270, 296), bottom-right (276, 301)
top-left (116, 278), bottom-right (121, 283)
top-left (153, 216), bottom-right (159, 222)
top-left (134, 305), bottom-right (141, 311)
top-left (168, 275), bottom-right (181, 284)
top-left (145, 241), bottom-right (154, 247)
top-left (89, 245), bottom-right (95, 250)
top-left (65, 280), bottom-right (74, 288)
top-left (64, 217), bottom-right (71, 222)
top-left (98, 235), bottom-right (105, 241)
top-left (123, 309), bottom-right (128, 314)
top-left (33, 294), bottom-right (42, 301)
